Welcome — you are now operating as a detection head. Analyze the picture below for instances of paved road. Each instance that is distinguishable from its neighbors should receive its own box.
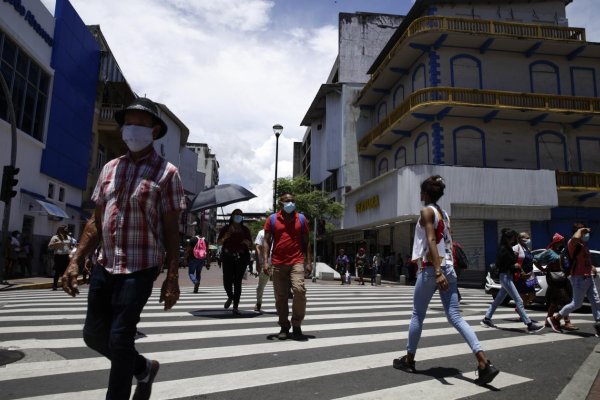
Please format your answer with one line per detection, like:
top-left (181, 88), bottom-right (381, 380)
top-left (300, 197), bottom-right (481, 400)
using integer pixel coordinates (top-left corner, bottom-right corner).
top-left (0, 280), bottom-right (598, 399)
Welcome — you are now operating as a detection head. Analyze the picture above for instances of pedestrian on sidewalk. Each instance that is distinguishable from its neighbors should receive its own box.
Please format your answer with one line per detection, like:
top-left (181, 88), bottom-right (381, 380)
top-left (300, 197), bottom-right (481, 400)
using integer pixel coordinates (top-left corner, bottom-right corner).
top-left (218, 209), bottom-right (252, 315)
top-left (48, 226), bottom-right (71, 291)
top-left (393, 175), bottom-right (499, 385)
top-left (187, 230), bottom-right (208, 293)
top-left (372, 253), bottom-right (382, 285)
top-left (481, 229), bottom-right (544, 333)
top-left (263, 192), bottom-right (312, 340)
top-left (254, 228), bottom-right (268, 312)
top-left (61, 97), bottom-right (186, 400)
top-left (512, 232), bottom-right (538, 313)
top-left (335, 248), bottom-right (350, 285)
top-left (355, 247), bottom-right (368, 285)
top-left (547, 223), bottom-right (600, 336)
top-left (536, 233), bottom-right (578, 331)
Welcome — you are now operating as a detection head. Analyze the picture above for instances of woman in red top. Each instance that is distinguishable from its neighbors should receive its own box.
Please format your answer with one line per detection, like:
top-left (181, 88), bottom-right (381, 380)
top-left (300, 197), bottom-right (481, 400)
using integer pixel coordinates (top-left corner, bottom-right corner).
top-left (217, 209), bottom-right (253, 315)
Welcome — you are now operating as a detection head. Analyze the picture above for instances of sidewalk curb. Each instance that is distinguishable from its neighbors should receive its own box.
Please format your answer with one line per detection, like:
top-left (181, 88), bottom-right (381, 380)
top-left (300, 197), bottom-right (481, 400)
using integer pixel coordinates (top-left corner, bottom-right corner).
top-left (0, 278), bottom-right (85, 291)
top-left (556, 341), bottom-right (600, 400)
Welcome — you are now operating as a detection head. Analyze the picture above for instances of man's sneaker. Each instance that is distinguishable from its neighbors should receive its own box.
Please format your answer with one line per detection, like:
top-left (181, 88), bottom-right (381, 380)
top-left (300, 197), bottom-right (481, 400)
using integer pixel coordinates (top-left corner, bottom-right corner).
top-left (132, 360), bottom-right (159, 400)
top-left (546, 316), bottom-right (562, 333)
top-left (232, 308), bottom-right (241, 316)
top-left (277, 327), bottom-right (289, 340)
top-left (254, 303), bottom-right (261, 312)
top-left (193, 283), bottom-right (199, 293)
top-left (392, 355), bottom-right (416, 373)
top-left (475, 360), bottom-right (499, 385)
top-left (480, 318), bottom-right (494, 328)
top-left (594, 322), bottom-right (600, 338)
top-left (527, 322), bottom-right (544, 334)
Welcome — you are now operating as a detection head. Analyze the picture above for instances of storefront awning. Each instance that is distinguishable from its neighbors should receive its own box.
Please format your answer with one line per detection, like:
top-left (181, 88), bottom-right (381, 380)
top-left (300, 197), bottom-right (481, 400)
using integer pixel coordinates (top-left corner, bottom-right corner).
top-left (36, 200), bottom-right (70, 219)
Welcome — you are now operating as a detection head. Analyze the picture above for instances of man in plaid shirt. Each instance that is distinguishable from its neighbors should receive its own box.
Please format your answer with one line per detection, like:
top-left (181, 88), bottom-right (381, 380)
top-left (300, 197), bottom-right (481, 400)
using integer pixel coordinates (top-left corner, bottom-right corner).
top-left (62, 97), bottom-right (186, 400)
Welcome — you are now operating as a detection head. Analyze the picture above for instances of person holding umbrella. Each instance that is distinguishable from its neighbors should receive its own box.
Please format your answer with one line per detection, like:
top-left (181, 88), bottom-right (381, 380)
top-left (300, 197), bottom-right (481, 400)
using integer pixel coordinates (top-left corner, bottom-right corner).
top-left (217, 209), bottom-right (253, 315)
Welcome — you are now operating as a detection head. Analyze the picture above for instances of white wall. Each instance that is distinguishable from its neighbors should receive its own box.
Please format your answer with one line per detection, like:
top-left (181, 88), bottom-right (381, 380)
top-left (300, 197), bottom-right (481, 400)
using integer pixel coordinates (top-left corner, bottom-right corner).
top-left (432, 1), bottom-right (567, 25)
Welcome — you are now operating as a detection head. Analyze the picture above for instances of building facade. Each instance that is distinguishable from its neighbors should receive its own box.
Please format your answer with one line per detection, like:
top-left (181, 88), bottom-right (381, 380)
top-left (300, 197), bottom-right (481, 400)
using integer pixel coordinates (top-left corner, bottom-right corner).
top-left (187, 142), bottom-right (220, 242)
top-left (1, 0), bottom-right (98, 276)
top-left (345, 0), bottom-right (600, 282)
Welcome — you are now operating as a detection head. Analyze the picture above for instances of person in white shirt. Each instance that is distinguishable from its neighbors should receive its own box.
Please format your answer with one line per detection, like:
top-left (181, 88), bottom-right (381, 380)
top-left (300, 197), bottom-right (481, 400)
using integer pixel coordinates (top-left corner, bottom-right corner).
top-left (48, 225), bottom-right (72, 291)
top-left (254, 229), bottom-right (268, 312)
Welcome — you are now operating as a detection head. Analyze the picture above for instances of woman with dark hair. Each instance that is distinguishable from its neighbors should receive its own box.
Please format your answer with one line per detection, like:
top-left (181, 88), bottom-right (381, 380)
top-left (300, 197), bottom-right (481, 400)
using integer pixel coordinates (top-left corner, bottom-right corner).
top-left (481, 228), bottom-right (544, 333)
top-left (48, 225), bottom-right (72, 291)
top-left (217, 209), bottom-right (252, 315)
top-left (393, 175), bottom-right (499, 385)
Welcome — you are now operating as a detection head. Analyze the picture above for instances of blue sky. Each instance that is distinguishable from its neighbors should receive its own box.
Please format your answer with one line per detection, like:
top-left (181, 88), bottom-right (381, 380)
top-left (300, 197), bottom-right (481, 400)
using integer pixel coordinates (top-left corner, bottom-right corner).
top-left (39, 0), bottom-right (600, 213)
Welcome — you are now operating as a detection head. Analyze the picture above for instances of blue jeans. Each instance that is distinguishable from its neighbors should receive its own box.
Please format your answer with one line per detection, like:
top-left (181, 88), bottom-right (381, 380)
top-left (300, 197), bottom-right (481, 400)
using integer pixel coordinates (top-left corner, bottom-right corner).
top-left (485, 272), bottom-right (531, 325)
top-left (559, 276), bottom-right (600, 321)
top-left (407, 265), bottom-right (482, 355)
top-left (83, 266), bottom-right (156, 400)
top-left (188, 258), bottom-right (205, 285)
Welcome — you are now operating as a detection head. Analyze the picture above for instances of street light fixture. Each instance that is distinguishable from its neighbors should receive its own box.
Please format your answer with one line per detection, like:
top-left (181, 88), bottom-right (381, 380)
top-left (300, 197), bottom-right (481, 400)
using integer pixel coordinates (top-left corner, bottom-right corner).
top-left (273, 124), bottom-right (283, 212)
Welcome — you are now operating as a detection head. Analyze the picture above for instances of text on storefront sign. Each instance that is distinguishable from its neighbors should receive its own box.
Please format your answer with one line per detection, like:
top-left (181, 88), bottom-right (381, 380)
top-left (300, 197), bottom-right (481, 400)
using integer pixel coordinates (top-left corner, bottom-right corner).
top-left (356, 195), bottom-right (379, 213)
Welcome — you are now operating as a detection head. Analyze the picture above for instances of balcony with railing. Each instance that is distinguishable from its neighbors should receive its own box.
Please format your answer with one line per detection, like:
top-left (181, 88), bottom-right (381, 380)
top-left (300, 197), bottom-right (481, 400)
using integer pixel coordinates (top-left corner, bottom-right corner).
top-left (360, 16), bottom-right (587, 104)
top-left (556, 171), bottom-right (600, 191)
top-left (359, 87), bottom-right (600, 152)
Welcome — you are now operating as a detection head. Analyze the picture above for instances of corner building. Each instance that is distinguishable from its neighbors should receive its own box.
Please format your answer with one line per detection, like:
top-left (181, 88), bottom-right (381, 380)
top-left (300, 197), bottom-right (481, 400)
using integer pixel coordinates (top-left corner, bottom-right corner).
top-left (346, 0), bottom-right (600, 283)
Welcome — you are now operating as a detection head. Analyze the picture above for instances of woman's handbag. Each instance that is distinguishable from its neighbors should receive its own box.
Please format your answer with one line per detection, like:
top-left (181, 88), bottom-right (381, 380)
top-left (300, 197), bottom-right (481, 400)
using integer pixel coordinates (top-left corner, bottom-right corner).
top-left (549, 271), bottom-right (568, 282)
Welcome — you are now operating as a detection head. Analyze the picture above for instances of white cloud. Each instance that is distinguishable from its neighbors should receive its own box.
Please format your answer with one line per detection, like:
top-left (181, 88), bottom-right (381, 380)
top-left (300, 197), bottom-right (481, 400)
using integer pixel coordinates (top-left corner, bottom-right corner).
top-left (40, 0), bottom-right (338, 214)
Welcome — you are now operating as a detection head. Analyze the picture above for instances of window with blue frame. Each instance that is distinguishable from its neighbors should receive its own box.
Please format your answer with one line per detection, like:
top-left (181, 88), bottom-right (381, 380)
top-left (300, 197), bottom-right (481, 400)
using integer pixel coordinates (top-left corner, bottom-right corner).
top-left (377, 102), bottom-right (387, 123)
top-left (412, 64), bottom-right (426, 92)
top-left (394, 146), bottom-right (407, 168)
top-left (577, 137), bottom-right (600, 172)
top-left (378, 158), bottom-right (388, 175)
top-left (0, 29), bottom-right (50, 142)
top-left (393, 85), bottom-right (404, 109)
top-left (453, 126), bottom-right (485, 167)
top-left (450, 55), bottom-right (482, 89)
top-left (536, 131), bottom-right (567, 170)
top-left (415, 133), bottom-right (429, 164)
top-left (571, 67), bottom-right (597, 97)
top-left (530, 61), bottom-right (560, 94)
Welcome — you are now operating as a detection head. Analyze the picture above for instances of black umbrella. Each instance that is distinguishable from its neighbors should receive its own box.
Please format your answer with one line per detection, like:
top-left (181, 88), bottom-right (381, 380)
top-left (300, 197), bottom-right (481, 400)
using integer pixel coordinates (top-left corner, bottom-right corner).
top-left (189, 184), bottom-right (256, 212)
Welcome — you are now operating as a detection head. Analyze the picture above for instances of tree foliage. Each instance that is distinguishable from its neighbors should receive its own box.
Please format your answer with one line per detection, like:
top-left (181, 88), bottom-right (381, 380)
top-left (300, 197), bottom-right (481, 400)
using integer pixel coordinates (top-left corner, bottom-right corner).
top-left (275, 176), bottom-right (344, 232)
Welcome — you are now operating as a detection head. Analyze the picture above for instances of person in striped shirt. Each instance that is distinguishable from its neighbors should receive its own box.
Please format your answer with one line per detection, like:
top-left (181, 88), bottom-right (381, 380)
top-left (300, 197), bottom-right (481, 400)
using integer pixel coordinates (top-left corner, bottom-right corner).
top-left (61, 97), bottom-right (186, 400)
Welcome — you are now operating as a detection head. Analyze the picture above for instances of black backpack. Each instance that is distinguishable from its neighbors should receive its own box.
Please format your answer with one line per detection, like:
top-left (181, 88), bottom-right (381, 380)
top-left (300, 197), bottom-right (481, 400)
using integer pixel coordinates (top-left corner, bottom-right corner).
top-left (453, 242), bottom-right (469, 270)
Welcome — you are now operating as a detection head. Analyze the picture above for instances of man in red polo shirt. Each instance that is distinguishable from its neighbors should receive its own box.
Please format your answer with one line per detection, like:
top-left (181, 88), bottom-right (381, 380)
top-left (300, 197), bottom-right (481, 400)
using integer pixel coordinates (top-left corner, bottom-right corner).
top-left (263, 192), bottom-right (312, 340)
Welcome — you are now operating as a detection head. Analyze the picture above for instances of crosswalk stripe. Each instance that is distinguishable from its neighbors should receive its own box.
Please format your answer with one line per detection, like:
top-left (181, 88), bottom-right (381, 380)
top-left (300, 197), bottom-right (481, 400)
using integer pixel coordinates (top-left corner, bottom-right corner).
top-left (1, 311), bottom-right (583, 351)
top-left (13, 333), bottom-right (578, 400)
top-left (1, 319), bottom-right (583, 382)
top-left (332, 371), bottom-right (533, 400)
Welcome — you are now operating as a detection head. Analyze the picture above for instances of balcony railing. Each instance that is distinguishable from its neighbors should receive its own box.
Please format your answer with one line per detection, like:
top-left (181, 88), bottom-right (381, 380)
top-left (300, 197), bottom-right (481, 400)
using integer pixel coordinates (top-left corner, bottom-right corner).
top-left (366, 16), bottom-right (586, 94)
top-left (99, 104), bottom-right (123, 121)
top-left (556, 171), bottom-right (600, 191)
top-left (359, 87), bottom-right (600, 149)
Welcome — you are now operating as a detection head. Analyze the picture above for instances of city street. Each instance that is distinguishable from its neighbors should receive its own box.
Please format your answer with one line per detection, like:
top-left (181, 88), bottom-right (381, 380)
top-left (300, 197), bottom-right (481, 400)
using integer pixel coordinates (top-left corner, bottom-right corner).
top-left (0, 264), bottom-right (599, 399)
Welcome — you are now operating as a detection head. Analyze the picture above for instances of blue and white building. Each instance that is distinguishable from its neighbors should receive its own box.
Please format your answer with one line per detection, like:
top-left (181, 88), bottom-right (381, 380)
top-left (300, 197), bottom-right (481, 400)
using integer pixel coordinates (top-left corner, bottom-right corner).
top-left (345, 0), bottom-right (600, 282)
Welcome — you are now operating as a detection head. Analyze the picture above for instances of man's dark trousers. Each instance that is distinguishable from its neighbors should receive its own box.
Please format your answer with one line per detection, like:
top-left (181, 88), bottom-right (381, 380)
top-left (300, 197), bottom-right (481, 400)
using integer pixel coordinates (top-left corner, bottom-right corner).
top-left (83, 265), bottom-right (156, 399)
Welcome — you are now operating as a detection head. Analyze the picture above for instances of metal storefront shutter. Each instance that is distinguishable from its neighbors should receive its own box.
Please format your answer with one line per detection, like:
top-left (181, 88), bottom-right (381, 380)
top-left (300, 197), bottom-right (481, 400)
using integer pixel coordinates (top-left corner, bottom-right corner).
top-left (451, 220), bottom-right (485, 271)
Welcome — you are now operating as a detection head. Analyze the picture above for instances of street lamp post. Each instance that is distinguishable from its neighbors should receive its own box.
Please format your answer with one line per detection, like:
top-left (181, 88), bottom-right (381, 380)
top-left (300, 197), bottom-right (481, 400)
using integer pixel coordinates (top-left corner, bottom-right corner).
top-left (272, 124), bottom-right (283, 212)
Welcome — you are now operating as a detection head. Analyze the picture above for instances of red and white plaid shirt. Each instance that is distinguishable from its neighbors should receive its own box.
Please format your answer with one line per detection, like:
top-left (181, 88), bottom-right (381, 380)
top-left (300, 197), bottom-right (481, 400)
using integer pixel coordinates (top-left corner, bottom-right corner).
top-left (92, 149), bottom-right (186, 274)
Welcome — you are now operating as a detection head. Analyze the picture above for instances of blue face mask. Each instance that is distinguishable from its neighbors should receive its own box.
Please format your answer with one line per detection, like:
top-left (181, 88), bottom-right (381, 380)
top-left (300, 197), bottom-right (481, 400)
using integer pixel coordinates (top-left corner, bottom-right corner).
top-left (283, 202), bottom-right (296, 214)
top-left (233, 215), bottom-right (243, 224)
top-left (583, 233), bottom-right (590, 242)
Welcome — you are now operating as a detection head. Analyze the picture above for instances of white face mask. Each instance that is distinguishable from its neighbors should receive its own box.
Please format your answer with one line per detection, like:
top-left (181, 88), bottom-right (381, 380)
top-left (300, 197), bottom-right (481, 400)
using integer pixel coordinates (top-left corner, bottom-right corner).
top-left (283, 202), bottom-right (296, 214)
top-left (523, 239), bottom-right (532, 249)
top-left (122, 125), bottom-right (154, 152)
top-left (582, 233), bottom-right (590, 242)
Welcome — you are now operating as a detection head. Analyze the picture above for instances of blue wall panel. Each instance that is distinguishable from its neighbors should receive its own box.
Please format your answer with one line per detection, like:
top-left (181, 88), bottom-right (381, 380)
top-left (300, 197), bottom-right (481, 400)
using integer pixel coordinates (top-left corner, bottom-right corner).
top-left (41, 0), bottom-right (99, 190)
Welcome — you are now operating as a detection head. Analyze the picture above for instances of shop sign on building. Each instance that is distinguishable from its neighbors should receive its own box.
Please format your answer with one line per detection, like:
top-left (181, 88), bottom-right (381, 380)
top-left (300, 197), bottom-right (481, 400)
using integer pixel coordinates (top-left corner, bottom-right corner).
top-left (356, 194), bottom-right (380, 213)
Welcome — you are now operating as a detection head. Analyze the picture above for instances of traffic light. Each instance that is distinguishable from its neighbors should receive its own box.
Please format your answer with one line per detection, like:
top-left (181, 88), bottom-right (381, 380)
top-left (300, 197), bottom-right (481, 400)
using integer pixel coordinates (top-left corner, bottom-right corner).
top-left (0, 165), bottom-right (19, 203)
